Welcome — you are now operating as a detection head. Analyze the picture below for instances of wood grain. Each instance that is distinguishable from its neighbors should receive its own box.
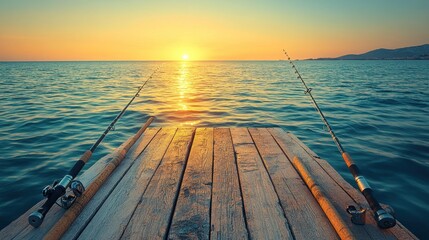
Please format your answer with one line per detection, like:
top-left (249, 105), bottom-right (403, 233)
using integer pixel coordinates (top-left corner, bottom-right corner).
top-left (121, 128), bottom-right (195, 240)
top-left (61, 128), bottom-right (160, 240)
top-left (231, 128), bottom-right (293, 240)
top-left (292, 155), bottom-right (355, 240)
top-left (2, 128), bottom-right (416, 240)
top-left (249, 128), bottom-right (339, 239)
top-left (210, 128), bottom-right (248, 240)
top-left (168, 128), bottom-right (213, 240)
top-left (77, 128), bottom-right (177, 240)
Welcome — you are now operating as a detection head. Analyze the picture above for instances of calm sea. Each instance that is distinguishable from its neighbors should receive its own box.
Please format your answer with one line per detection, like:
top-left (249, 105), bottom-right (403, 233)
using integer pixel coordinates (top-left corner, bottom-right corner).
top-left (0, 61), bottom-right (428, 237)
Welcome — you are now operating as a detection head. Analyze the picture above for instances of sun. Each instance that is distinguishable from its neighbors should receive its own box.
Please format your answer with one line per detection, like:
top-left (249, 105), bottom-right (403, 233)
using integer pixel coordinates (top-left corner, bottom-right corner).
top-left (182, 54), bottom-right (189, 60)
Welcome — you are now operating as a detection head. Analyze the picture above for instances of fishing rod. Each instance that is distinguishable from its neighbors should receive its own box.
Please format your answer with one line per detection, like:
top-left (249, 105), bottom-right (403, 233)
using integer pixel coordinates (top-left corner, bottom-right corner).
top-left (283, 50), bottom-right (396, 229)
top-left (28, 68), bottom-right (159, 228)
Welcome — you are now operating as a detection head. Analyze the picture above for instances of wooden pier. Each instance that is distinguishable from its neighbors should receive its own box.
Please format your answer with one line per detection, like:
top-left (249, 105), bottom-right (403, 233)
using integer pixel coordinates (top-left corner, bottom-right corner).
top-left (1, 127), bottom-right (416, 239)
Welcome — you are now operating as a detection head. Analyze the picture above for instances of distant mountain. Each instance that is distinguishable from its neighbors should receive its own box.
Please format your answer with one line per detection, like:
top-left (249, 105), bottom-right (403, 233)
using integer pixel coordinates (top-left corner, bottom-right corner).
top-left (318, 44), bottom-right (429, 60)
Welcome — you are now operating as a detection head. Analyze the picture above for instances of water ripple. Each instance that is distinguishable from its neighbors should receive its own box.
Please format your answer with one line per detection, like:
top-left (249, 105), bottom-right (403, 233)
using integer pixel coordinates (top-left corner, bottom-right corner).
top-left (0, 60), bottom-right (428, 237)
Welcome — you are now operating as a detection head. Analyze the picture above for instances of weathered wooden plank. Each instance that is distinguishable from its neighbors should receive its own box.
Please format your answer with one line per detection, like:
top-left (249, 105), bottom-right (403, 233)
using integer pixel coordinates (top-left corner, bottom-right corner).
top-left (249, 128), bottom-right (339, 239)
top-left (269, 128), bottom-right (393, 240)
top-left (210, 128), bottom-right (248, 240)
top-left (0, 128), bottom-right (140, 240)
top-left (121, 128), bottom-right (195, 240)
top-left (168, 128), bottom-right (213, 240)
top-left (62, 128), bottom-right (161, 240)
top-left (230, 128), bottom-right (293, 240)
top-left (2, 127), bottom-right (417, 240)
top-left (77, 128), bottom-right (177, 240)
top-left (292, 155), bottom-right (356, 240)
top-left (287, 132), bottom-right (418, 240)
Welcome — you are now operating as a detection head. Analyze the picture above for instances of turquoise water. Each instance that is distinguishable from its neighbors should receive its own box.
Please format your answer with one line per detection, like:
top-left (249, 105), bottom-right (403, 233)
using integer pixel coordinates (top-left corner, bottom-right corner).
top-left (0, 61), bottom-right (428, 237)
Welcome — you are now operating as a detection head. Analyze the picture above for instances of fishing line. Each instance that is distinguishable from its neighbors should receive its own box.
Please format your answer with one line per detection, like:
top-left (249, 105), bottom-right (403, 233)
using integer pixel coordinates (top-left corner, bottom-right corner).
top-left (283, 50), bottom-right (396, 229)
top-left (28, 67), bottom-right (159, 227)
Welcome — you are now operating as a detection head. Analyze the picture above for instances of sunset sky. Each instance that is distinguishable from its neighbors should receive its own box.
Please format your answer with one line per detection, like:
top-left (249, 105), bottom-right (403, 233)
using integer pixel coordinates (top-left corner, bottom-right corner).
top-left (1, 0), bottom-right (428, 61)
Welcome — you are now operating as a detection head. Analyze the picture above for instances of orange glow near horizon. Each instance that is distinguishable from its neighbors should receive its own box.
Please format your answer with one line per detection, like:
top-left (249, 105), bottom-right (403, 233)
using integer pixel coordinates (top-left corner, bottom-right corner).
top-left (0, 1), bottom-right (428, 61)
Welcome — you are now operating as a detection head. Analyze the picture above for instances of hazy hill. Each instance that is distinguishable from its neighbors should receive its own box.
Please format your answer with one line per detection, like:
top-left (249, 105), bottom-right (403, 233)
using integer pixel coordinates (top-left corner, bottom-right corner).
top-left (318, 44), bottom-right (429, 60)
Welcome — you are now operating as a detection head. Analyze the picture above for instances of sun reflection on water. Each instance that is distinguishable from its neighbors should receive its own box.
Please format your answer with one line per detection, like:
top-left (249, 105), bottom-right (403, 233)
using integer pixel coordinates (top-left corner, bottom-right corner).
top-left (173, 62), bottom-right (203, 126)
top-left (177, 62), bottom-right (189, 111)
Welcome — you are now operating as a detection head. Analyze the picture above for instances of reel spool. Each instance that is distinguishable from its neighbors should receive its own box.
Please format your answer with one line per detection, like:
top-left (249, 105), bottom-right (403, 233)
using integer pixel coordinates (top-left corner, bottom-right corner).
top-left (56, 180), bottom-right (85, 209)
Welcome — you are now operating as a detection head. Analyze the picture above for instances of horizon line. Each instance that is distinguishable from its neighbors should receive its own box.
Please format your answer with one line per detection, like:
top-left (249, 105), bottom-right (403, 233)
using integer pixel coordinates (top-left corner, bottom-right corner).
top-left (0, 59), bottom-right (301, 63)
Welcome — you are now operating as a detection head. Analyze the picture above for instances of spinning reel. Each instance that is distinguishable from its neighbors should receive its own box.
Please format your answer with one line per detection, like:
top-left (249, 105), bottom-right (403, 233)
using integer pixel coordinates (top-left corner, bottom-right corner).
top-left (42, 179), bottom-right (85, 209)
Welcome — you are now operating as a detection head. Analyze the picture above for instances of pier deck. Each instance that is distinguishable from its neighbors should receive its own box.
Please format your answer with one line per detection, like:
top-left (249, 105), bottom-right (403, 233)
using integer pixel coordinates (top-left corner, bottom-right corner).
top-left (1, 128), bottom-right (416, 239)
